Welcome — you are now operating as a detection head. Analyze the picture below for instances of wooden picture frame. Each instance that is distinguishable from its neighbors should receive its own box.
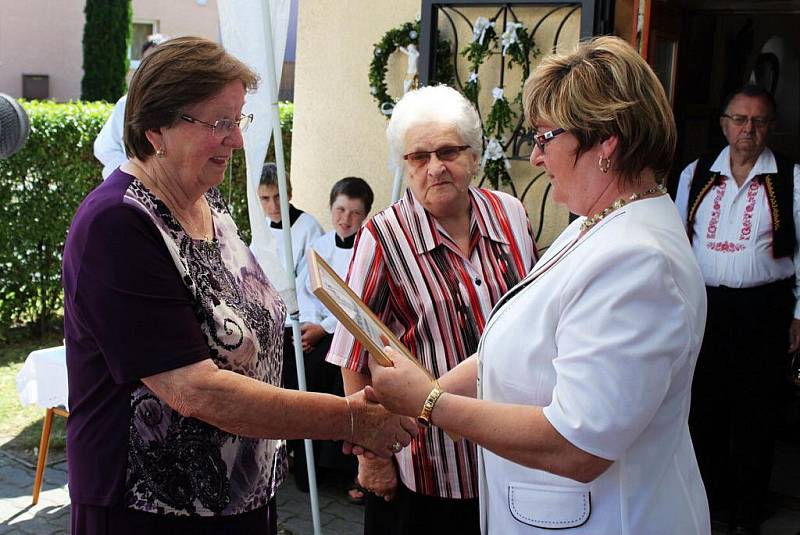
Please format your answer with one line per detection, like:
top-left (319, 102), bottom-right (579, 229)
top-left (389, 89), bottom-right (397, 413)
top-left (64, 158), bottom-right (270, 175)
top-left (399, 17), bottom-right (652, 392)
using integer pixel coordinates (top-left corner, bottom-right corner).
top-left (308, 250), bottom-right (433, 378)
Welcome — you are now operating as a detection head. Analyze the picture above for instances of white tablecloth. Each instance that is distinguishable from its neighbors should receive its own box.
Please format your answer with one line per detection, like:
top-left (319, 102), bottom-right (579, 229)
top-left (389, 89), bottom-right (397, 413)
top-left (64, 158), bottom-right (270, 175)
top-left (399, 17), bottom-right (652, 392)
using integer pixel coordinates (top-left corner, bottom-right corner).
top-left (16, 345), bottom-right (68, 411)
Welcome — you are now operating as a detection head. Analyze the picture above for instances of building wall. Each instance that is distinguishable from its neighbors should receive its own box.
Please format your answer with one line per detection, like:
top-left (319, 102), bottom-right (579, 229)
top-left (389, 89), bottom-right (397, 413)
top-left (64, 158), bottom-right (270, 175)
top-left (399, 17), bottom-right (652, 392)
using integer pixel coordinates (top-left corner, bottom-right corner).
top-left (0, 0), bottom-right (85, 101)
top-left (133, 0), bottom-right (220, 44)
top-left (291, 1), bottom-right (581, 248)
top-left (290, 0), bottom-right (419, 231)
top-left (0, 0), bottom-right (219, 102)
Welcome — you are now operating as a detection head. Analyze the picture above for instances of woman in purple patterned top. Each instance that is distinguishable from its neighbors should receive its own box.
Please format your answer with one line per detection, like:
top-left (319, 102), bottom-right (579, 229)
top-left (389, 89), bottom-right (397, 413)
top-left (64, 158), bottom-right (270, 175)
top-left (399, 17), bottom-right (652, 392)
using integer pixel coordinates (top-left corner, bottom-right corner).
top-left (62, 36), bottom-right (416, 535)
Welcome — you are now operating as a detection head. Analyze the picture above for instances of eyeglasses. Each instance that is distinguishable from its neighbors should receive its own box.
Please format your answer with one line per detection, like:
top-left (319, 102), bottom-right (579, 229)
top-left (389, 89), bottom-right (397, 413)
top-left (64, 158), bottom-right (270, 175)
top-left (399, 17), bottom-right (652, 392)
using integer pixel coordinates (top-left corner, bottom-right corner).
top-left (403, 145), bottom-right (471, 167)
top-left (180, 113), bottom-right (254, 138)
top-left (533, 128), bottom-right (566, 152)
top-left (722, 114), bottom-right (772, 128)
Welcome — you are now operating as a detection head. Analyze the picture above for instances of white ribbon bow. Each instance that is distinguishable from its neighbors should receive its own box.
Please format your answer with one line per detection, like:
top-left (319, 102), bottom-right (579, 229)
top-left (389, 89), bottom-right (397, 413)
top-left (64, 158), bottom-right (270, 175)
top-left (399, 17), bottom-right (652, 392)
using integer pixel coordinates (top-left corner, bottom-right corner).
top-left (472, 17), bottom-right (495, 45)
top-left (492, 87), bottom-right (504, 102)
top-left (500, 22), bottom-right (523, 55)
top-left (482, 137), bottom-right (510, 170)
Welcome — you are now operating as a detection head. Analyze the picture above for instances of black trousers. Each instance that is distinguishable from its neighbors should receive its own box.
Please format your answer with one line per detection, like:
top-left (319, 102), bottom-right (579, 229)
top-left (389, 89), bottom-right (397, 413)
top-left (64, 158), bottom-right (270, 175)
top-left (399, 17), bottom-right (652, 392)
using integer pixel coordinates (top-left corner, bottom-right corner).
top-left (284, 329), bottom-right (356, 491)
top-left (688, 279), bottom-right (794, 528)
top-left (363, 480), bottom-right (480, 535)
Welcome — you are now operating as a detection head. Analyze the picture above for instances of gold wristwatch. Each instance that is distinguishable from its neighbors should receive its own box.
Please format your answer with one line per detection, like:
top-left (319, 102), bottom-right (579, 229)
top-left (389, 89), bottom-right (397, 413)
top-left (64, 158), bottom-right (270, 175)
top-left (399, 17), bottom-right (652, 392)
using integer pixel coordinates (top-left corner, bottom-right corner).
top-left (417, 382), bottom-right (444, 428)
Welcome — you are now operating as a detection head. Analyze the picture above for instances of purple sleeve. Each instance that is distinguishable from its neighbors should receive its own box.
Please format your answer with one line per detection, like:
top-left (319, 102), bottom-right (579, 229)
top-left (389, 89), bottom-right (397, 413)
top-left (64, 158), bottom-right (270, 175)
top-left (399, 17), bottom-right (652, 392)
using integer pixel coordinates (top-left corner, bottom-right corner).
top-left (72, 203), bottom-right (209, 383)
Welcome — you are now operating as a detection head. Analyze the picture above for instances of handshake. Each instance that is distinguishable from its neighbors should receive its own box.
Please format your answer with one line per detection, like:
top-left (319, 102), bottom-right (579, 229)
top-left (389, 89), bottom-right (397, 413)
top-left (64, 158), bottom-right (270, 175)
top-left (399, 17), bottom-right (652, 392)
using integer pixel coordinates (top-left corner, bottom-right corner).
top-left (341, 386), bottom-right (418, 458)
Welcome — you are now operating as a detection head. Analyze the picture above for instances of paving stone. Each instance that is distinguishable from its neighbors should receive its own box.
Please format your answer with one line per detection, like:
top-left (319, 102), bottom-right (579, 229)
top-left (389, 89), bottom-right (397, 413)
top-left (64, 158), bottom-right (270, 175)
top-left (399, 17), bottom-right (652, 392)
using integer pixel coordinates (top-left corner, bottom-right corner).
top-left (41, 471), bottom-right (68, 488)
top-left (5, 509), bottom-right (67, 535)
top-left (323, 517), bottom-right (364, 534)
top-left (282, 517), bottom-right (313, 535)
top-left (0, 466), bottom-right (35, 491)
top-left (277, 496), bottom-right (311, 518)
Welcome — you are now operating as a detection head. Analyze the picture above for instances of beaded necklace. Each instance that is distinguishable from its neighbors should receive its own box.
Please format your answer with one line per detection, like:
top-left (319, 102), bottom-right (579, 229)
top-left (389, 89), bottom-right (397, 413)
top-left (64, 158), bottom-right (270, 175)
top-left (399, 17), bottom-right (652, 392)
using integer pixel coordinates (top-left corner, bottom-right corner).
top-left (580, 184), bottom-right (667, 232)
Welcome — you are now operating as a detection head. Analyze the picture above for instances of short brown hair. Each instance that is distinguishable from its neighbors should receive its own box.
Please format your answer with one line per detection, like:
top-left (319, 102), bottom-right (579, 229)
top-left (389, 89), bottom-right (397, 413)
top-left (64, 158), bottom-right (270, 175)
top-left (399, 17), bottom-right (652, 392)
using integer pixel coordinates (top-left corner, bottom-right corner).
top-left (259, 162), bottom-right (292, 196)
top-left (125, 36), bottom-right (259, 160)
top-left (524, 36), bottom-right (676, 186)
top-left (329, 177), bottom-right (374, 213)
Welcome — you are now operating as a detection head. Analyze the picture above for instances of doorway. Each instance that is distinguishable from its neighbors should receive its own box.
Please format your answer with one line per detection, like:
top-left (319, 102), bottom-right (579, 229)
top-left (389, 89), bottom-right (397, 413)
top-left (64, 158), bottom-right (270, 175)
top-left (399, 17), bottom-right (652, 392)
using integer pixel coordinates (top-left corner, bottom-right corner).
top-left (665, 2), bottom-right (800, 188)
top-left (644, 2), bottom-right (800, 532)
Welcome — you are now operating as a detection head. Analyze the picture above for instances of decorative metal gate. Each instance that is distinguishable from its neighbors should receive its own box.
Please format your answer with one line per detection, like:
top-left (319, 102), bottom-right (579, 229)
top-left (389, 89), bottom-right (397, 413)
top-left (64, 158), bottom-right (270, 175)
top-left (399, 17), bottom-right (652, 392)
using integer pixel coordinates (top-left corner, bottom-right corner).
top-left (415, 0), bottom-right (611, 248)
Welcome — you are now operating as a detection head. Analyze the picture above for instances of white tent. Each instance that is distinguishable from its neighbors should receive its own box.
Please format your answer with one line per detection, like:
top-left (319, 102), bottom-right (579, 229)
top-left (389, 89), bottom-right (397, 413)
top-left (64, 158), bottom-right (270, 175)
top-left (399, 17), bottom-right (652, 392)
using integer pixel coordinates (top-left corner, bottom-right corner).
top-left (218, 2), bottom-right (323, 533)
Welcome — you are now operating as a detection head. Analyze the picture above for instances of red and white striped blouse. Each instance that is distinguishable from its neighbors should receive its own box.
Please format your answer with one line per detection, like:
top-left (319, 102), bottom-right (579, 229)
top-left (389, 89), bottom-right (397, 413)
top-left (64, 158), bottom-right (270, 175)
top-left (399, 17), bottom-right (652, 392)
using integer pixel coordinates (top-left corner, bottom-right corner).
top-left (326, 186), bottom-right (537, 499)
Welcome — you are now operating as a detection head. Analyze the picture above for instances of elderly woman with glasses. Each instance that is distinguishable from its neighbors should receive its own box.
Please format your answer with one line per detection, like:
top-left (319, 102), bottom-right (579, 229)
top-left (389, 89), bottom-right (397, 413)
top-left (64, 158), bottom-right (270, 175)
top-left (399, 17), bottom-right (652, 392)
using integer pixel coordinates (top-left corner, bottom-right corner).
top-left (367, 37), bottom-right (711, 534)
top-left (326, 85), bottom-right (538, 535)
top-left (62, 37), bottom-right (417, 535)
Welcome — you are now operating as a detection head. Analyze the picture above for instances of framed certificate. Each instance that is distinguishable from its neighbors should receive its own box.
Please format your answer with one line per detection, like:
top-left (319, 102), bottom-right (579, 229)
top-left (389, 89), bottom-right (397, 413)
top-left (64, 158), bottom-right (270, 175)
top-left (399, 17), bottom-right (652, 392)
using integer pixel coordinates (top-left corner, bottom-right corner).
top-left (307, 250), bottom-right (432, 378)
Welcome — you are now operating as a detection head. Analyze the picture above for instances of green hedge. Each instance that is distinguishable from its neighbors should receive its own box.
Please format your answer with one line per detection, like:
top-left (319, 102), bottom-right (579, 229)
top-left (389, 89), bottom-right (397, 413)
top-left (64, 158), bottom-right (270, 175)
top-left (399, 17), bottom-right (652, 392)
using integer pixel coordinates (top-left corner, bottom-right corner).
top-left (0, 100), bottom-right (293, 337)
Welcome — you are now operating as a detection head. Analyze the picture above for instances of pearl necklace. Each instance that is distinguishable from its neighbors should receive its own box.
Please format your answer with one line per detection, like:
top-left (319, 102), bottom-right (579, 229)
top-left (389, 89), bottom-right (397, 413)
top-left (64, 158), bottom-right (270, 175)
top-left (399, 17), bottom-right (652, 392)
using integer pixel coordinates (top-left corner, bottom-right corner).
top-left (580, 184), bottom-right (667, 232)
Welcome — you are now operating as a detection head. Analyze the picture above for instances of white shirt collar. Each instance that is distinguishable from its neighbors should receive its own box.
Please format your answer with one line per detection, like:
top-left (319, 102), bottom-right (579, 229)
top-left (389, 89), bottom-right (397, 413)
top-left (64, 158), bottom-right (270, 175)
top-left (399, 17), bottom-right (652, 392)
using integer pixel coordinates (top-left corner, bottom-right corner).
top-left (710, 146), bottom-right (778, 185)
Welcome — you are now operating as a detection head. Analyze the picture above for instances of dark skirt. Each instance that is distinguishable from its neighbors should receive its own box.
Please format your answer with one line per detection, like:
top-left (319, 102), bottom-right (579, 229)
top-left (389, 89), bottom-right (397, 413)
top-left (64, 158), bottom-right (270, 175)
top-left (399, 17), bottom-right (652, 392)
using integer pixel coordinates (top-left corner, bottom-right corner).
top-left (364, 480), bottom-right (480, 535)
top-left (70, 498), bottom-right (276, 535)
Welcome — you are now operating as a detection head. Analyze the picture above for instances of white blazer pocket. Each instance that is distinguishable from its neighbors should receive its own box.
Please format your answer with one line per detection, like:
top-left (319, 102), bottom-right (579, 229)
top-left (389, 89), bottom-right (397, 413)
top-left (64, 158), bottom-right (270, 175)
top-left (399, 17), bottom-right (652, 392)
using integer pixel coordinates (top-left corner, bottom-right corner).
top-left (508, 481), bottom-right (591, 529)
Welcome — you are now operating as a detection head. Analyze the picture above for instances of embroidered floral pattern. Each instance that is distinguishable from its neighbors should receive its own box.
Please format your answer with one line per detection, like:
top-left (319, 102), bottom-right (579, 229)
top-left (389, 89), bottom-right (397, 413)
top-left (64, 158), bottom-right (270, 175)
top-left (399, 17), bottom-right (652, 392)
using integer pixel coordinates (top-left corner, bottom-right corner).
top-left (764, 175), bottom-right (781, 231)
top-left (705, 180), bottom-right (727, 240)
top-left (739, 181), bottom-right (760, 241)
top-left (706, 241), bottom-right (746, 252)
top-left (702, 178), bottom-right (767, 254)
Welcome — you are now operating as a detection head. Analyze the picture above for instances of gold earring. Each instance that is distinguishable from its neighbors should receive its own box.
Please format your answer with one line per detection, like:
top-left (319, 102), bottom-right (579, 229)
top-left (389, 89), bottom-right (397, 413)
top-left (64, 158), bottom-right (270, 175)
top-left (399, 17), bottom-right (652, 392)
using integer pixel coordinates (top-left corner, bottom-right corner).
top-left (156, 147), bottom-right (166, 158)
top-left (598, 155), bottom-right (611, 173)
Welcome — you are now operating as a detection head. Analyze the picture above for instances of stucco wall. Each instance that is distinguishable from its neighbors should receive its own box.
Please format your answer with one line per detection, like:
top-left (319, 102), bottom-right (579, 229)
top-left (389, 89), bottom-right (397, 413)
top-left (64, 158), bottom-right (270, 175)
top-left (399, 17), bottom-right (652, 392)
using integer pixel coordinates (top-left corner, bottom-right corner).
top-left (290, 0), bottom-right (419, 233)
top-left (133, 0), bottom-right (220, 43)
top-left (291, 2), bottom-right (582, 249)
top-left (0, 0), bottom-right (85, 101)
top-left (0, 0), bottom-right (219, 102)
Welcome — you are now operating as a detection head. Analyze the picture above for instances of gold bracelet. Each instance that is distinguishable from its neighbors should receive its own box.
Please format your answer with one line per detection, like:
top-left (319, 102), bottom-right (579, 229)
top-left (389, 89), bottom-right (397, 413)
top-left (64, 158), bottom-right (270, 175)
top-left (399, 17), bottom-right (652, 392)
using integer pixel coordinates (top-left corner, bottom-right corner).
top-left (344, 397), bottom-right (354, 441)
top-left (417, 381), bottom-right (444, 428)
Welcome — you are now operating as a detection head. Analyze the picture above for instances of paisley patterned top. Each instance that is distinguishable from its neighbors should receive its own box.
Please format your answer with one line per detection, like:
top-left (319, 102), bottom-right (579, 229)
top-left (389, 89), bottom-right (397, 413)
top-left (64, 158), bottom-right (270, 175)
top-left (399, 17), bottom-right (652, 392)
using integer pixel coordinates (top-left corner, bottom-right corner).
top-left (115, 179), bottom-right (288, 516)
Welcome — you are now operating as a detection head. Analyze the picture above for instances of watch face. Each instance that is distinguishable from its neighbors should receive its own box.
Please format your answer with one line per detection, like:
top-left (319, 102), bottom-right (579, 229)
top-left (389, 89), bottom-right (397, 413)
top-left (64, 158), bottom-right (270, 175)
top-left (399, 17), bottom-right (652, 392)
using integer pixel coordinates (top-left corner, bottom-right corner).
top-left (417, 417), bottom-right (431, 427)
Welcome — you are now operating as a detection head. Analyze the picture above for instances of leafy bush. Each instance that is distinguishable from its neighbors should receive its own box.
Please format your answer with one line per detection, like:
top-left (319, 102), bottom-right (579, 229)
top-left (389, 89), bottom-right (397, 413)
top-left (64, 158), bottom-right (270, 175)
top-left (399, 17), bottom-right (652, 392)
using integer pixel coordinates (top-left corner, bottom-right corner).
top-left (0, 100), bottom-right (293, 338)
top-left (0, 100), bottom-right (108, 337)
top-left (81, 0), bottom-right (132, 102)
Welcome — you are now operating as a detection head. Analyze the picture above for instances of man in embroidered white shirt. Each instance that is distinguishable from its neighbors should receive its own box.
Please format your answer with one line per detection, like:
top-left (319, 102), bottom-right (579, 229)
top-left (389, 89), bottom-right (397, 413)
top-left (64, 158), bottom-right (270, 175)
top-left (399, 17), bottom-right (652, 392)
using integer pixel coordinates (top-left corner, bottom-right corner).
top-left (675, 84), bottom-right (800, 535)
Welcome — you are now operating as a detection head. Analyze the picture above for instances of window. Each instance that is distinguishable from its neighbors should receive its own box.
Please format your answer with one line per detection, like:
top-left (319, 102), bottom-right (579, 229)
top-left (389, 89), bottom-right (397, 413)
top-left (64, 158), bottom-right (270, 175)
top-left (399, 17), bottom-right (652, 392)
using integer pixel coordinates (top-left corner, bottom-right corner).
top-left (129, 21), bottom-right (158, 69)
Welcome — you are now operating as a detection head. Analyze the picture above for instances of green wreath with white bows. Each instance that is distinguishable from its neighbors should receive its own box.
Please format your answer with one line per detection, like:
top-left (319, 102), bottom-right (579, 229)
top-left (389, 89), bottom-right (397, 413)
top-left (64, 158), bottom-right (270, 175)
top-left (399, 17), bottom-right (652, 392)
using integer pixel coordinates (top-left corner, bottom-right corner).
top-left (370, 17), bottom-right (539, 188)
top-left (368, 21), bottom-right (454, 117)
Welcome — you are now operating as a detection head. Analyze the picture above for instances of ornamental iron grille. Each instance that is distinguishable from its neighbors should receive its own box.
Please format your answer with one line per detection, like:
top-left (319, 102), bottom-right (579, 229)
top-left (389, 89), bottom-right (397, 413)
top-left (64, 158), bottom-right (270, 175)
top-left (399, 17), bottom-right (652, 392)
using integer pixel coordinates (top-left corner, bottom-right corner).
top-left (416, 0), bottom-right (607, 248)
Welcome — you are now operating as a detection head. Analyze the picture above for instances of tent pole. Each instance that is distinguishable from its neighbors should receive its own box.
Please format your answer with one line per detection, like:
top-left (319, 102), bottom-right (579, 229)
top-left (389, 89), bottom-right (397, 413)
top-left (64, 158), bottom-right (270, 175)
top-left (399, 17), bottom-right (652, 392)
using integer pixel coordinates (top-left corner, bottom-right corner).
top-left (261, 2), bottom-right (322, 534)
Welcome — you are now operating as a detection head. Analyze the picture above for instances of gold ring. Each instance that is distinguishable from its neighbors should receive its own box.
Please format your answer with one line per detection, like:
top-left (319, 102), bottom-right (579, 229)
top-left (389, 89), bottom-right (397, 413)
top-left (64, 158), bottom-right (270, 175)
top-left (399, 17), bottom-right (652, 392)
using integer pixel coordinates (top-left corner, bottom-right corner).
top-left (390, 441), bottom-right (403, 453)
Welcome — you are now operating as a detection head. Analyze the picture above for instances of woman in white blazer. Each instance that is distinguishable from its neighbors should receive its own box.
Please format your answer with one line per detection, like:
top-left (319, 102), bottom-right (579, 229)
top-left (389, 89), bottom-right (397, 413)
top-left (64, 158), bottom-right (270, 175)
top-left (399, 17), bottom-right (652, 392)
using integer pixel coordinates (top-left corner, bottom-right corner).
top-left (367, 36), bottom-right (710, 535)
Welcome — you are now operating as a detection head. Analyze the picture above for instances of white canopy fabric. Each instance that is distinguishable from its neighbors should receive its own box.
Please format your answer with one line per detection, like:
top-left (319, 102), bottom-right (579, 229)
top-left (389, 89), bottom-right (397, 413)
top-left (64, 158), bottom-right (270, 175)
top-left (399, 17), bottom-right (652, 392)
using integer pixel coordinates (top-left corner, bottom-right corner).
top-left (218, 0), bottom-right (296, 313)
top-left (218, 4), bottom-right (323, 534)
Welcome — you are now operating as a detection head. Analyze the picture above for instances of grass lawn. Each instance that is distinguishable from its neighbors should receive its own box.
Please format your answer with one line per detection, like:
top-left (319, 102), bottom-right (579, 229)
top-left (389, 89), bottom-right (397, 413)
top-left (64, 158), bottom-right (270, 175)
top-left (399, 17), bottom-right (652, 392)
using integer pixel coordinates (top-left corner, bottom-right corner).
top-left (0, 329), bottom-right (66, 464)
